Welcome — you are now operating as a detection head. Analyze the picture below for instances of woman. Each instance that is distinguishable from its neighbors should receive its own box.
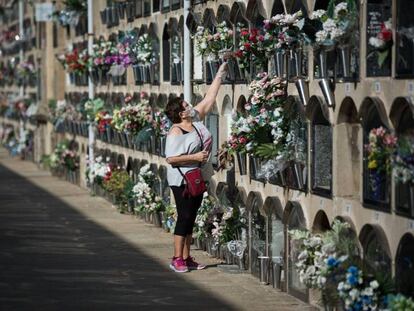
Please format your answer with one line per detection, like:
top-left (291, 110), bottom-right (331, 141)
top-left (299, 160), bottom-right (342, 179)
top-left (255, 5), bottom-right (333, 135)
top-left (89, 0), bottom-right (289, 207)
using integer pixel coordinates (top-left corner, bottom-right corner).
top-left (165, 63), bottom-right (227, 273)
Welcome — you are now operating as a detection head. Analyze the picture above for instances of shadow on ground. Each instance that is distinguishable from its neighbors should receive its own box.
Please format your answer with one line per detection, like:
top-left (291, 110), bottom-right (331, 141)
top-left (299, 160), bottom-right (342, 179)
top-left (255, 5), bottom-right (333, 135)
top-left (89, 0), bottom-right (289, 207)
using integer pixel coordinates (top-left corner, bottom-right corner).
top-left (0, 163), bottom-right (234, 311)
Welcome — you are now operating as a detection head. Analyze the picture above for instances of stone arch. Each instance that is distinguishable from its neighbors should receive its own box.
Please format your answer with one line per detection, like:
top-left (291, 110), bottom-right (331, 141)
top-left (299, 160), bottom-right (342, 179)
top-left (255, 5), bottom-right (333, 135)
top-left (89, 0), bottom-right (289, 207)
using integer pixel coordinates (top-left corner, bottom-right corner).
top-left (337, 97), bottom-right (359, 124)
top-left (359, 224), bottom-right (392, 274)
top-left (390, 97), bottom-right (414, 133)
top-left (306, 95), bottom-right (331, 124)
top-left (217, 4), bottom-right (231, 24)
top-left (285, 0), bottom-right (308, 15)
top-left (156, 93), bottom-right (168, 109)
top-left (395, 233), bottom-right (414, 297)
top-left (263, 196), bottom-right (283, 219)
top-left (359, 96), bottom-right (390, 129)
top-left (230, 1), bottom-right (248, 26)
top-left (272, 0), bottom-right (286, 15)
top-left (283, 201), bottom-right (307, 300)
top-left (202, 8), bottom-right (216, 29)
top-left (264, 196), bottom-right (284, 265)
top-left (185, 11), bottom-right (201, 34)
top-left (246, 0), bottom-right (266, 24)
top-left (236, 95), bottom-right (247, 114)
top-left (247, 191), bottom-right (266, 278)
top-left (312, 210), bottom-right (331, 233)
top-left (126, 157), bottom-right (133, 175)
top-left (116, 154), bottom-right (125, 168)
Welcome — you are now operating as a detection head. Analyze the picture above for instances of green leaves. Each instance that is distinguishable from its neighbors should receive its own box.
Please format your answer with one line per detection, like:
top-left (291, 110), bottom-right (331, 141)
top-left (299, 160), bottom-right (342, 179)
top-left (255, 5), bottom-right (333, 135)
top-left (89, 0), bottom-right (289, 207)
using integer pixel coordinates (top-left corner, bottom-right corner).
top-left (255, 143), bottom-right (280, 159)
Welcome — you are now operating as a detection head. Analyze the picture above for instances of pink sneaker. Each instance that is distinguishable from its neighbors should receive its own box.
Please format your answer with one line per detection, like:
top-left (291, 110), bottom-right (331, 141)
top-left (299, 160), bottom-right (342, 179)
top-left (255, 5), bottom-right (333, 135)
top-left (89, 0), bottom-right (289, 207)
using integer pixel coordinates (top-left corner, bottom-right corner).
top-left (170, 257), bottom-right (189, 273)
top-left (185, 257), bottom-right (206, 270)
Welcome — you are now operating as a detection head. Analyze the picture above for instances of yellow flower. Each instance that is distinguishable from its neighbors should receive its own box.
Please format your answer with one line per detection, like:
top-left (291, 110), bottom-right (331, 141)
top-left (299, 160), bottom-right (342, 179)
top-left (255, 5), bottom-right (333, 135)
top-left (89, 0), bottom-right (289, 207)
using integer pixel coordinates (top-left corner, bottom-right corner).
top-left (368, 160), bottom-right (377, 169)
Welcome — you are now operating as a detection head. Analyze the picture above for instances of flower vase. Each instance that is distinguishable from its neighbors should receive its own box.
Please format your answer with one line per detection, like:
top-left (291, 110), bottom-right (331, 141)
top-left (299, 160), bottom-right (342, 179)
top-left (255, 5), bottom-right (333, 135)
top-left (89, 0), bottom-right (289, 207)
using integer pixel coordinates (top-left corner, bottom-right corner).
top-left (226, 58), bottom-right (236, 81)
top-left (173, 62), bottom-right (182, 82)
top-left (100, 10), bottom-right (107, 24)
top-left (148, 64), bottom-right (156, 84)
top-left (237, 152), bottom-right (247, 175)
top-left (274, 50), bottom-right (287, 78)
top-left (271, 262), bottom-right (283, 289)
top-left (339, 45), bottom-right (351, 80)
top-left (125, 133), bottom-right (133, 149)
top-left (207, 60), bottom-right (220, 81)
top-left (119, 132), bottom-right (127, 147)
top-left (153, 212), bottom-right (162, 227)
top-left (368, 171), bottom-right (387, 202)
top-left (117, 2), bottom-right (125, 19)
top-left (288, 49), bottom-right (302, 79)
top-left (106, 127), bottom-right (113, 143)
top-left (295, 78), bottom-right (309, 106)
top-left (132, 65), bottom-right (141, 83)
top-left (293, 162), bottom-right (304, 189)
top-left (250, 157), bottom-right (261, 180)
top-left (318, 49), bottom-right (328, 78)
top-left (90, 69), bottom-right (99, 84)
top-left (319, 78), bottom-right (335, 108)
top-left (99, 69), bottom-right (108, 85)
top-left (111, 6), bottom-right (119, 26)
top-left (145, 211), bottom-right (151, 223)
top-left (160, 136), bottom-right (166, 157)
top-left (258, 256), bottom-right (270, 285)
top-left (126, 1), bottom-right (135, 22)
top-left (142, 65), bottom-right (149, 83)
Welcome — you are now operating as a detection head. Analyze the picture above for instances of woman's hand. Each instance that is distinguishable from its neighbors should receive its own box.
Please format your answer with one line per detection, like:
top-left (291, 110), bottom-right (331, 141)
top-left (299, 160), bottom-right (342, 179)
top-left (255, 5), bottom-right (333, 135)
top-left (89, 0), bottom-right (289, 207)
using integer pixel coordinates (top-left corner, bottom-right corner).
top-left (193, 150), bottom-right (209, 163)
top-left (216, 62), bottom-right (228, 79)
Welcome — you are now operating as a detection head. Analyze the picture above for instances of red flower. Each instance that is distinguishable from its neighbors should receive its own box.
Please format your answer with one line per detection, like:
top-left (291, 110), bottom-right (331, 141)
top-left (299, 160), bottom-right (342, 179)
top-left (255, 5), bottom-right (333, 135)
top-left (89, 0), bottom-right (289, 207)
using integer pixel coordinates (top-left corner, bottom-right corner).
top-left (258, 35), bottom-right (265, 42)
top-left (234, 50), bottom-right (244, 58)
top-left (244, 43), bottom-right (251, 50)
top-left (239, 137), bottom-right (247, 144)
top-left (379, 24), bottom-right (392, 42)
top-left (240, 29), bottom-right (249, 37)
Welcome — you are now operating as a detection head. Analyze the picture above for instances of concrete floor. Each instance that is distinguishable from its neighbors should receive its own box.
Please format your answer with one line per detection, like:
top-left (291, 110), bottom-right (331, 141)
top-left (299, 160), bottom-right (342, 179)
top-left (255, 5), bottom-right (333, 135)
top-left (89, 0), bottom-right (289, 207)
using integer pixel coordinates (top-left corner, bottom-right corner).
top-left (0, 149), bottom-right (314, 311)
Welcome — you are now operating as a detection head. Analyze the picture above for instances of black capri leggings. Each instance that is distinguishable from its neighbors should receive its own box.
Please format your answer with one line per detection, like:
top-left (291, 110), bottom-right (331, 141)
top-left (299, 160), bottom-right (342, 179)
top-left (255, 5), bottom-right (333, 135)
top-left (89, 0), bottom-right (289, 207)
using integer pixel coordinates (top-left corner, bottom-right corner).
top-left (171, 185), bottom-right (204, 237)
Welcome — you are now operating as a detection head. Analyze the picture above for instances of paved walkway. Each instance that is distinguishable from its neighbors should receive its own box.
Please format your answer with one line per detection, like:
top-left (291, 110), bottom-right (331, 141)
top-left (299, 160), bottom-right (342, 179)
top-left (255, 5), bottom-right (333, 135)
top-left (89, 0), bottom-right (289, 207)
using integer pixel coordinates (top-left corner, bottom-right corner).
top-left (0, 149), bottom-right (314, 311)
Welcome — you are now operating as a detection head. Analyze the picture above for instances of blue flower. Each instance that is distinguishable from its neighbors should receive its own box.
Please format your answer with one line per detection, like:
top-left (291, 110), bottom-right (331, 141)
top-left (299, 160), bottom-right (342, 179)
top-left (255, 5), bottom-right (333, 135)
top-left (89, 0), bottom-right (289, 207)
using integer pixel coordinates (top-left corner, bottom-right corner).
top-left (347, 266), bottom-right (359, 275)
top-left (327, 257), bottom-right (338, 267)
top-left (347, 275), bottom-right (358, 286)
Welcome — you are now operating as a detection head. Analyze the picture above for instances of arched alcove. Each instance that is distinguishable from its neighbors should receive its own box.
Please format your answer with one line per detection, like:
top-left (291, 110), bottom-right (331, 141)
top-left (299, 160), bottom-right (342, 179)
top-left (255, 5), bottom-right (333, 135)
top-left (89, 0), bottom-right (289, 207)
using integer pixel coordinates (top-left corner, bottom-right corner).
top-left (396, 0), bottom-right (414, 78)
top-left (264, 197), bottom-right (284, 265)
top-left (313, 0), bottom-right (330, 10)
top-left (283, 201), bottom-right (307, 301)
top-left (162, 23), bottom-right (170, 82)
top-left (308, 96), bottom-right (332, 197)
top-left (126, 156), bottom-right (133, 176)
top-left (360, 97), bottom-right (391, 210)
top-left (312, 210), bottom-right (331, 233)
top-left (236, 95), bottom-right (247, 114)
top-left (285, 0), bottom-right (308, 16)
top-left (246, 191), bottom-right (266, 278)
top-left (271, 0), bottom-right (285, 16)
top-left (156, 93), bottom-right (167, 109)
top-left (150, 23), bottom-right (161, 83)
top-left (395, 233), bottom-right (414, 297)
top-left (246, 0), bottom-right (265, 27)
top-left (169, 17), bottom-right (183, 84)
top-left (335, 97), bottom-right (361, 198)
top-left (359, 224), bottom-right (392, 275)
top-left (158, 165), bottom-right (170, 203)
top-left (282, 96), bottom-right (308, 190)
top-left (222, 95), bottom-right (233, 139)
top-left (390, 97), bottom-right (414, 218)
top-left (116, 154), bottom-right (125, 169)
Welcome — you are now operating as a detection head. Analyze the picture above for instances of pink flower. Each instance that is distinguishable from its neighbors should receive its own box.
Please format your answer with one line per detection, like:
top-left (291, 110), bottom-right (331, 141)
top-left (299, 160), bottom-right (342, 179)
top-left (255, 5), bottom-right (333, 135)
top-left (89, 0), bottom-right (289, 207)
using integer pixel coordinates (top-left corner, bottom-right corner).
top-left (383, 134), bottom-right (397, 146)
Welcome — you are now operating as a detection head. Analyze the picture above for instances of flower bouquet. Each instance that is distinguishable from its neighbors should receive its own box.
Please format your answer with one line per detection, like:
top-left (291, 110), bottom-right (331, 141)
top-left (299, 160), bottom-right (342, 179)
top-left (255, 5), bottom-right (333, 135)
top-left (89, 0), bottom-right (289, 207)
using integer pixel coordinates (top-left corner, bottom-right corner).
top-left (95, 110), bottom-right (113, 136)
top-left (84, 98), bottom-right (104, 123)
top-left (57, 48), bottom-right (89, 76)
top-left (365, 127), bottom-right (397, 200)
top-left (234, 26), bottom-right (269, 75)
top-left (221, 73), bottom-right (288, 163)
top-left (130, 34), bottom-right (156, 83)
top-left (393, 136), bottom-right (414, 185)
top-left (194, 22), bottom-right (233, 80)
top-left (16, 61), bottom-right (36, 86)
top-left (368, 19), bottom-right (393, 69)
top-left (89, 39), bottom-right (114, 84)
top-left (106, 42), bottom-right (132, 81)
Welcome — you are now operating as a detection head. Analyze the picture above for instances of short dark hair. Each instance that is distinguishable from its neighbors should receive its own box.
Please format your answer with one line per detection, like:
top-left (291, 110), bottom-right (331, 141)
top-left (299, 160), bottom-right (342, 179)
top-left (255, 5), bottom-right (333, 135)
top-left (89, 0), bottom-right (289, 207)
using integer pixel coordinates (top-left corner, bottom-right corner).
top-left (165, 97), bottom-right (185, 124)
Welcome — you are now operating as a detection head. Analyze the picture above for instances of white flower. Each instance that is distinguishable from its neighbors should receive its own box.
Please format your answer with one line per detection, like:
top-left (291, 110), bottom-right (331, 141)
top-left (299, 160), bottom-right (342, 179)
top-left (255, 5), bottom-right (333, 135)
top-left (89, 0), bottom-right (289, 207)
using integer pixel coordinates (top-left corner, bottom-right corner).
top-left (334, 2), bottom-right (348, 17)
top-left (311, 9), bottom-right (326, 19)
top-left (369, 280), bottom-right (379, 289)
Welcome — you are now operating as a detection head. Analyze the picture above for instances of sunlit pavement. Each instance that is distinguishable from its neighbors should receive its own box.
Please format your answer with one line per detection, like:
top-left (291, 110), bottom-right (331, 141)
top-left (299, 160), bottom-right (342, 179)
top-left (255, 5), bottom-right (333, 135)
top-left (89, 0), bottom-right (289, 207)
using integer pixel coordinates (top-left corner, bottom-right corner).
top-left (0, 148), bottom-right (314, 311)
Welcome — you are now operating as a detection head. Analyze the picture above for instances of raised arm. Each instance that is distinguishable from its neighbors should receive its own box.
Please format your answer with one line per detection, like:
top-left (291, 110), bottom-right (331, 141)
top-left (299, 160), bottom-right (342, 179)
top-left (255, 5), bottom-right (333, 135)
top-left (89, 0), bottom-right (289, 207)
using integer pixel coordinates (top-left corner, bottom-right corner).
top-left (194, 62), bottom-right (227, 120)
